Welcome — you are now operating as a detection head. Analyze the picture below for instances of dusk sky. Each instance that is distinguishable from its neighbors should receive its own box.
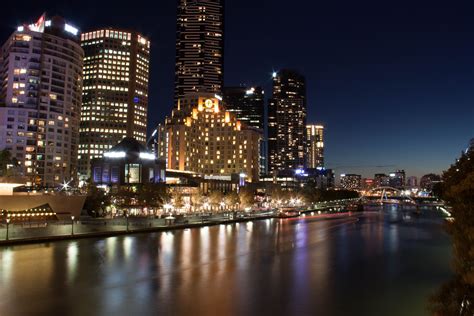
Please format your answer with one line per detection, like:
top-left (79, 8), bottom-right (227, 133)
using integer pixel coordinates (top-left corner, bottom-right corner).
top-left (2, 1), bottom-right (473, 179)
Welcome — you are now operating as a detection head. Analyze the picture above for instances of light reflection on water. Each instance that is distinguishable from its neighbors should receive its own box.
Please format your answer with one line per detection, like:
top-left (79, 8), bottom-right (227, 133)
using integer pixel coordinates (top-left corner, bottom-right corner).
top-left (0, 208), bottom-right (452, 316)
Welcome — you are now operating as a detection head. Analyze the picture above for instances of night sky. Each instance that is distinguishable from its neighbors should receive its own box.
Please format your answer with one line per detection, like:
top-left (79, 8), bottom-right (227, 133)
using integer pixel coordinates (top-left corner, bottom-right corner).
top-left (2, 1), bottom-right (473, 179)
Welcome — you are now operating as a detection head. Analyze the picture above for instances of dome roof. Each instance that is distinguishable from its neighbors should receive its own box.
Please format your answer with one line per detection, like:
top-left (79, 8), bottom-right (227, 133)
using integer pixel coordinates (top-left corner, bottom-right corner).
top-left (109, 137), bottom-right (148, 154)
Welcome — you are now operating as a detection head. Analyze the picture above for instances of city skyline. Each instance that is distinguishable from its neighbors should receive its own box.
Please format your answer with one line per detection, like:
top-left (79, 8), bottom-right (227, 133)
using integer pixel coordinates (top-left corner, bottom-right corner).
top-left (1, 2), bottom-right (473, 179)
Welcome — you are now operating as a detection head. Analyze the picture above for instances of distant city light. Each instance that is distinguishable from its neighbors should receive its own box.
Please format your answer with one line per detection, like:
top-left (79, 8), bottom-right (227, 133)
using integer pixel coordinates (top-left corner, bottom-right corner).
top-left (246, 87), bottom-right (255, 95)
top-left (214, 94), bottom-right (223, 101)
top-left (272, 71), bottom-right (277, 78)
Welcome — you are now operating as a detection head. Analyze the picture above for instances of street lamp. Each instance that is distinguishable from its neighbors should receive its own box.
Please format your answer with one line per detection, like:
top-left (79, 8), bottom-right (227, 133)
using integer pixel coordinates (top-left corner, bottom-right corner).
top-left (125, 212), bottom-right (129, 232)
top-left (6, 218), bottom-right (10, 241)
top-left (71, 216), bottom-right (75, 235)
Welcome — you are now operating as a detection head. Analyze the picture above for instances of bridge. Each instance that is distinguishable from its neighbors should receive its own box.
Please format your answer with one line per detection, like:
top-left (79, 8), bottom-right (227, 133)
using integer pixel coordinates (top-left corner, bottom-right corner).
top-left (360, 186), bottom-right (416, 206)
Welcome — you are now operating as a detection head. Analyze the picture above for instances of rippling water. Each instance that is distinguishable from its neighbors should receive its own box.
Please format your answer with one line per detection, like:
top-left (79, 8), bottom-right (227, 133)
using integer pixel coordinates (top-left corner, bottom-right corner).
top-left (0, 207), bottom-right (452, 316)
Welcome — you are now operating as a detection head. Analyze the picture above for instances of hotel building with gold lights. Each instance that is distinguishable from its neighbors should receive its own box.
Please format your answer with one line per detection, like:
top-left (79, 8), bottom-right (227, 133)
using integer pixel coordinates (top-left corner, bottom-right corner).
top-left (158, 94), bottom-right (261, 184)
top-left (78, 28), bottom-right (150, 179)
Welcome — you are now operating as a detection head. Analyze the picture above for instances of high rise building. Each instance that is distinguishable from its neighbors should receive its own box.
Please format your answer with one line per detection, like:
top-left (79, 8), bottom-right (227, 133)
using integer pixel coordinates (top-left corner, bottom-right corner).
top-left (407, 176), bottom-right (418, 188)
top-left (223, 86), bottom-right (266, 174)
top-left (0, 15), bottom-right (83, 187)
top-left (174, 0), bottom-right (225, 103)
top-left (306, 124), bottom-right (324, 168)
top-left (159, 94), bottom-right (261, 183)
top-left (268, 69), bottom-right (307, 173)
top-left (340, 174), bottom-right (361, 190)
top-left (374, 173), bottom-right (389, 187)
top-left (420, 173), bottom-right (441, 191)
top-left (78, 28), bottom-right (150, 179)
top-left (223, 86), bottom-right (264, 130)
top-left (389, 170), bottom-right (406, 188)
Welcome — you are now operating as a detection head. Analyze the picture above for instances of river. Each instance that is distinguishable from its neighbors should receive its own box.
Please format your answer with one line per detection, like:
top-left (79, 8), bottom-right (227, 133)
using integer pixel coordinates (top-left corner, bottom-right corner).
top-left (0, 206), bottom-right (452, 315)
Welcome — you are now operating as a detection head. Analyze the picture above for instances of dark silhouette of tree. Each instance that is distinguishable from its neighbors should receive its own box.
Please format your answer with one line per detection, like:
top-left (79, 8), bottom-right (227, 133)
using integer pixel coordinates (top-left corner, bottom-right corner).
top-left (429, 151), bottom-right (474, 315)
top-left (83, 184), bottom-right (111, 217)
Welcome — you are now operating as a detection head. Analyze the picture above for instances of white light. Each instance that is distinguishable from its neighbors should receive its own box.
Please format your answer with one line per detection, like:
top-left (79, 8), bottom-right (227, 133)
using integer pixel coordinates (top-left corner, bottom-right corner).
top-left (246, 87), bottom-right (255, 95)
top-left (341, 174), bottom-right (346, 177)
top-left (151, 129), bottom-right (157, 137)
top-left (272, 72), bottom-right (277, 78)
top-left (45, 20), bottom-right (51, 27)
top-left (104, 151), bottom-right (126, 158)
top-left (214, 94), bottom-right (222, 101)
top-left (239, 173), bottom-right (246, 178)
top-left (64, 24), bottom-right (78, 36)
top-left (17, 26), bottom-right (24, 32)
top-left (139, 152), bottom-right (155, 160)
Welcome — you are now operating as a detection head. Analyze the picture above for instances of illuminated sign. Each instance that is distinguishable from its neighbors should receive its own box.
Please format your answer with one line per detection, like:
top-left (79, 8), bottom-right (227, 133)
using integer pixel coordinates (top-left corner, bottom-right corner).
top-left (204, 175), bottom-right (232, 181)
top-left (64, 24), bottom-right (79, 35)
top-left (104, 151), bottom-right (126, 158)
top-left (139, 152), bottom-right (155, 160)
top-left (204, 99), bottom-right (213, 108)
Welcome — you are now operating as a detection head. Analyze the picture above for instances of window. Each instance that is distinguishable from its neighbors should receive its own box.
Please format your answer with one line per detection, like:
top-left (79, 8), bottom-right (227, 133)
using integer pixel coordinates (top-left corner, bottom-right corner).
top-left (125, 164), bottom-right (141, 184)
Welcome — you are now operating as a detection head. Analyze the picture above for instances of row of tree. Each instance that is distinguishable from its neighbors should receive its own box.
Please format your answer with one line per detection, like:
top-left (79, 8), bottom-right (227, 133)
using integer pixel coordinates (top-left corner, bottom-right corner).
top-left (83, 181), bottom-right (360, 217)
top-left (83, 184), bottom-right (257, 217)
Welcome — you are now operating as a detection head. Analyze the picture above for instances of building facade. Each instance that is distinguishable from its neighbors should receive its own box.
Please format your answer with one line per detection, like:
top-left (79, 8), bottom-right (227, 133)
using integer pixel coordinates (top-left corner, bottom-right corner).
top-left (223, 86), bottom-right (266, 174)
top-left (175, 0), bottom-right (225, 103)
top-left (261, 168), bottom-right (335, 191)
top-left (340, 174), bottom-right (361, 190)
top-left (389, 170), bottom-right (406, 188)
top-left (374, 173), bottom-right (389, 187)
top-left (78, 28), bottom-right (150, 180)
top-left (91, 137), bottom-right (165, 186)
top-left (0, 15), bottom-right (83, 187)
top-left (306, 124), bottom-right (324, 168)
top-left (160, 94), bottom-right (261, 183)
top-left (268, 69), bottom-right (307, 173)
top-left (223, 86), bottom-right (264, 130)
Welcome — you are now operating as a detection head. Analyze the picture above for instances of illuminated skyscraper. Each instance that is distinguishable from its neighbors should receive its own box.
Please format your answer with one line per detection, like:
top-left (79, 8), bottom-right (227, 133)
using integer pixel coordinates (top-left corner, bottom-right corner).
top-left (268, 69), bottom-right (307, 173)
top-left (0, 15), bottom-right (83, 187)
top-left (306, 124), bottom-right (324, 168)
top-left (78, 28), bottom-right (150, 179)
top-left (223, 86), bottom-right (266, 174)
top-left (175, 0), bottom-right (224, 103)
top-left (340, 174), bottom-right (361, 190)
top-left (389, 170), bottom-right (406, 188)
top-left (223, 86), bottom-right (264, 130)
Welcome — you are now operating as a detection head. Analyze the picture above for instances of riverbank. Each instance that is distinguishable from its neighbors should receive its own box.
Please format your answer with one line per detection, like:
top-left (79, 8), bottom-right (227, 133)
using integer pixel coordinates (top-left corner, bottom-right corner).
top-left (0, 209), bottom-right (358, 246)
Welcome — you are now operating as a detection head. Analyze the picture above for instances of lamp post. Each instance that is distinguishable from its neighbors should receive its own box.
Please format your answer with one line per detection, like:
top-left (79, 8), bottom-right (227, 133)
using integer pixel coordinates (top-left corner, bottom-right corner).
top-left (6, 218), bottom-right (10, 241)
top-left (125, 213), bottom-right (129, 232)
top-left (71, 216), bottom-right (75, 236)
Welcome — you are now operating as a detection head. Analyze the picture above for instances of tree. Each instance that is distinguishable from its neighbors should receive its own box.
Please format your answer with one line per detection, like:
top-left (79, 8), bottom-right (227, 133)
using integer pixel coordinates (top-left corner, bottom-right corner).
top-left (429, 151), bottom-right (474, 315)
top-left (83, 184), bottom-right (111, 217)
top-left (224, 191), bottom-right (240, 210)
top-left (208, 190), bottom-right (224, 212)
top-left (0, 149), bottom-right (20, 177)
top-left (238, 187), bottom-right (255, 210)
top-left (136, 183), bottom-right (169, 209)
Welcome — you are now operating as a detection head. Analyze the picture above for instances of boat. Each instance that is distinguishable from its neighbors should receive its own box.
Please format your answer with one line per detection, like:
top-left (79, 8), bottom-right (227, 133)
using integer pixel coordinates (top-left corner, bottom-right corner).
top-left (346, 203), bottom-right (364, 212)
top-left (275, 207), bottom-right (300, 218)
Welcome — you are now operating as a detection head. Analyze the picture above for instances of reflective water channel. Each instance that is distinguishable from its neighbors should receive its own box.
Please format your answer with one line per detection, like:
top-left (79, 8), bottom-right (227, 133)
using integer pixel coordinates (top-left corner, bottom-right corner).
top-left (0, 206), bottom-right (452, 315)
